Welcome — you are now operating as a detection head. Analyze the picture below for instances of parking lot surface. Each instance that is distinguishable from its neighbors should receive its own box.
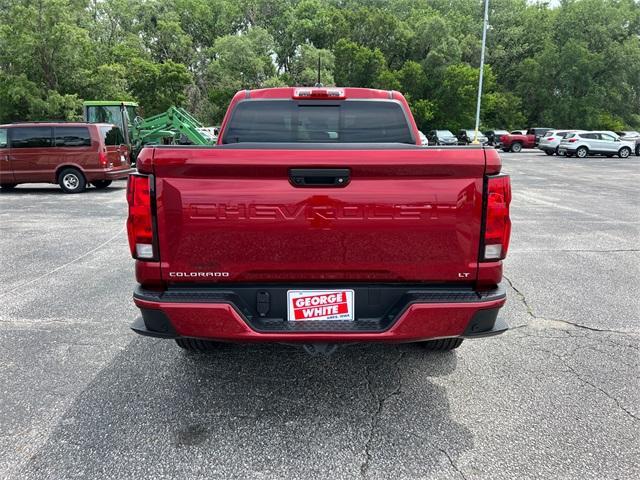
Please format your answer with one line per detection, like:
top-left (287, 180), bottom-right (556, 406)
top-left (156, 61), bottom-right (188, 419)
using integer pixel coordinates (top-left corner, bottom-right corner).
top-left (0, 150), bottom-right (638, 479)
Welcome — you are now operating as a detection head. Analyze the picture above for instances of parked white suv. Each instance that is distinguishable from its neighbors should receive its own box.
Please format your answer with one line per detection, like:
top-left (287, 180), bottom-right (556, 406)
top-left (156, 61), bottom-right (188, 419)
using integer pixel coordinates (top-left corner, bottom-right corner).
top-left (538, 130), bottom-right (584, 156)
top-left (558, 131), bottom-right (634, 158)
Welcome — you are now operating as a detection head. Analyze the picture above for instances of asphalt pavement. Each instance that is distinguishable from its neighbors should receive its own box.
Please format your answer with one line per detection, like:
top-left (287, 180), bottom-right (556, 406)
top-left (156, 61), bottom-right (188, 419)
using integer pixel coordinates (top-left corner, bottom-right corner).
top-left (0, 149), bottom-right (638, 479)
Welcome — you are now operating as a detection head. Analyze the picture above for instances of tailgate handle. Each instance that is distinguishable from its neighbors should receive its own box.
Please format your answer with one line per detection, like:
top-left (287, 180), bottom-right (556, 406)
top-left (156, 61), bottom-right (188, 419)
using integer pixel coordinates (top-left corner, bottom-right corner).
top-left (289, 168), bottom-right (350, 187)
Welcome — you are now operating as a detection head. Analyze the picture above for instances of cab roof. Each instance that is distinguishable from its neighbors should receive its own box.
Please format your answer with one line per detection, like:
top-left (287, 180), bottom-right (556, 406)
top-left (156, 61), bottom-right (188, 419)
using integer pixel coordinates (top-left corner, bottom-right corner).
top-left (237, 87), bottom-right (398, 100)
top-left (82, 101), bottom-right (139, 107)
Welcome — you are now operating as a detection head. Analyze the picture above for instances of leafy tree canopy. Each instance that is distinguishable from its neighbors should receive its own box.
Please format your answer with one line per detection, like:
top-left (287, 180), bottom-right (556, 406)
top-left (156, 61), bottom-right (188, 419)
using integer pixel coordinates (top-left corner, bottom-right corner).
top-left (0, 0), bottom-right (638, 131)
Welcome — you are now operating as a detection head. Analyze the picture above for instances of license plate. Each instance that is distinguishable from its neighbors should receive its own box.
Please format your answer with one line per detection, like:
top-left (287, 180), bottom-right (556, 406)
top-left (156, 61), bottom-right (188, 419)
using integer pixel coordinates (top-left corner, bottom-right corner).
top-left (120, 154), bottom-right (126, 163)
top-left (287, 290), bottom-right (355, 321)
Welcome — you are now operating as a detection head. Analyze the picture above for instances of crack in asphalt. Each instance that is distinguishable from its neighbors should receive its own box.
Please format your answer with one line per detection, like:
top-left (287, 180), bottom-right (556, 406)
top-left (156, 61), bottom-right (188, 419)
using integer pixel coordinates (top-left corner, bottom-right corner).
top-left (439, 448), bottom-right (468, 480)
top-left (503, 275), bottom-right (637, 337)
top-left (359, 351), bottom-right (405, 479)
top-left (537, 346), bottom-right (639, 423)
top-left (504, 275), bottom-right (639, 423)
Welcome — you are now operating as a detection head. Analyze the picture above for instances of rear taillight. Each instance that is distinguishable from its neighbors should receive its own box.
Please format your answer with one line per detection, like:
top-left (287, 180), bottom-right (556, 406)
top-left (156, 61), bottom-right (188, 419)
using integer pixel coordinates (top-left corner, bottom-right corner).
top-left (483, 175), bottom-right (511, 261)
top-left (99, 150), bottom-right (108, 167)
top-left (547, 137), bottom-right (555, 141)
top-left (568, 138), bottom-right (578, 143)
top-left (126, 174), bottom-right (155, 260)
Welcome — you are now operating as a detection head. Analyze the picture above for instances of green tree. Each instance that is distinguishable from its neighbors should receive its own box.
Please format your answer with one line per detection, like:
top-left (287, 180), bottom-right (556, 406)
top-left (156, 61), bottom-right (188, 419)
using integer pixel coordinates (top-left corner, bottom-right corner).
top-left (129, 60), bottom-right (193, 115)
top-left (0, 0), bottom-right (92, 120)
top-left (206, 27), bottom-right (276, 90)
top-left (396, 61), bottom-right (427, 100)
top-left (288, 44), bottom-right (335, 86)
top-left (0, 0), bottom-right (638, 130)
top-left (333, 39), bottom-right (386, 88)
top-left (410, 99), bottom-right (437, 131)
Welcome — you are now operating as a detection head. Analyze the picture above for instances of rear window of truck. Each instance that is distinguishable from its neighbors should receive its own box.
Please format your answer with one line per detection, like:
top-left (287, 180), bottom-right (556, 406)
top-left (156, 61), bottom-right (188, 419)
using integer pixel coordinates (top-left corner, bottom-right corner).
top-left (222, 100), bottom-right (414, 144)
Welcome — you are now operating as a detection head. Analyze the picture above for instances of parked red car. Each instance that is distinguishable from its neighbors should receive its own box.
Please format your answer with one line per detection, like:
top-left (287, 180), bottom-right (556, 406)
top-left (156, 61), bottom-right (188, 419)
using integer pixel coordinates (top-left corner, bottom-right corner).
top-left (0, 122), bottom-right (133, 193)
top-left (128, 87), bottom-right (512, 355)
top-left (500, 128), bottom-right (553, 152)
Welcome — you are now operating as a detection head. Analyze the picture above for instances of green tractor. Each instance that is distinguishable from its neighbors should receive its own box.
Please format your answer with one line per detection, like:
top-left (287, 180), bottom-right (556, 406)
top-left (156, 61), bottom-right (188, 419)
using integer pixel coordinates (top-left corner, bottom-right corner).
top-left (82, 101), bottom-right (216, 161)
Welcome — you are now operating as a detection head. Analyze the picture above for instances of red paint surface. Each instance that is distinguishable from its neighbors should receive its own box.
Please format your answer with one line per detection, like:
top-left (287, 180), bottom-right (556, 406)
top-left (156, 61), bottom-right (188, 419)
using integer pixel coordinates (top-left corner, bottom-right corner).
top-left (149, 147), bottom-right (492, 284)
top-left (500, 133), bottom-right (536, 149)
top-left (134, 297), bottom-right (506, 343)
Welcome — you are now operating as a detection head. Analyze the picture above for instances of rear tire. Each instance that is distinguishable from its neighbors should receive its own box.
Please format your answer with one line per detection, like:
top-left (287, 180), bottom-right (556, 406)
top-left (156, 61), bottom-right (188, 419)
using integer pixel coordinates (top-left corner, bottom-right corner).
top-left (420, 338), bottom-right (463, 351)
top-left (618, 147), bottom-right (631, 159)
top-left (510, 142), bottom-right (523, 153)
top-left (0, 183), bottom-right (17, 190)
top-left (502, 148), bottom-right (510, 152)
top-left (92, 180), bottom-right (112, 189)
top-left (576, 146), bottom-right (588, 158)
top-left (175, 338), bottom-right (219, 352)
top-left (58, 168), bottom-right (86, 193)
top-left (544, 150), bottom-right (553, 156)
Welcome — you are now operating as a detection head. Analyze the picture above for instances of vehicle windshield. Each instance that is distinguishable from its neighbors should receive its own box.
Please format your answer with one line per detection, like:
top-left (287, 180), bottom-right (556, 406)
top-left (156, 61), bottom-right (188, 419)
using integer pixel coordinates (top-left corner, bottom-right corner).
top-left (223, 100), bottom-right (414, 144)
top-left (87, 105), bottom-right (137, 135)
top-left (465, 130), bottom-right (484, 137)
top-left (437, 130), bottom-right (454, 137)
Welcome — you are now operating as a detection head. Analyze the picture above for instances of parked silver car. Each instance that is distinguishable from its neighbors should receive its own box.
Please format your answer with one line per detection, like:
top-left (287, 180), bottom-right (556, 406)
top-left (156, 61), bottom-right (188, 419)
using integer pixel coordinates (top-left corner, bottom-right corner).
top-left (538, 130), bottom-right (584, 156)
top-left (558, 131), bottom-right (634, 158)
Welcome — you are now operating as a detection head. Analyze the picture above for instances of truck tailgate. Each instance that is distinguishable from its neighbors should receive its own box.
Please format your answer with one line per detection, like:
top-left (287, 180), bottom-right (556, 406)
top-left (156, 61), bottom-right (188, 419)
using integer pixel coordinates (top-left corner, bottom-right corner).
top-left (151, 146), bottom-right (486, 284)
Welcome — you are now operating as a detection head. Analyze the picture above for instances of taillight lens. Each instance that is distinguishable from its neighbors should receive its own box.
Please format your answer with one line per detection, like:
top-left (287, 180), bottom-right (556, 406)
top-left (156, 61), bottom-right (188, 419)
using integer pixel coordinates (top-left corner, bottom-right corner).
top-left (99, 150), bottom-right (108, 167)
top-left (568, 138), bottom-right (578, 143)
top-left (126, 174), bottom-right (154, 259)
top-left (483, 175), bottom-right (511, 260)
top-left (547, 137), bottom-right (555, 141)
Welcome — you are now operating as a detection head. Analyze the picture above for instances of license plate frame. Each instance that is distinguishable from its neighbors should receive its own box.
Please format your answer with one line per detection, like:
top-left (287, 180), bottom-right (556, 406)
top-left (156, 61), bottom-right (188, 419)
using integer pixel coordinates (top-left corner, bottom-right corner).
top-left (287, 289), bottom-right (355, 322)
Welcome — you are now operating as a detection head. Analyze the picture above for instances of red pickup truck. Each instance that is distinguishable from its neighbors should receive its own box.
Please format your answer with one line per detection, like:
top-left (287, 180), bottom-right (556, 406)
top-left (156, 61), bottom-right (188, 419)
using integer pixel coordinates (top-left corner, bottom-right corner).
top-left (500, 128), bottom-right (552, 153)
top-left (127, 87), bottom-right (511, 355)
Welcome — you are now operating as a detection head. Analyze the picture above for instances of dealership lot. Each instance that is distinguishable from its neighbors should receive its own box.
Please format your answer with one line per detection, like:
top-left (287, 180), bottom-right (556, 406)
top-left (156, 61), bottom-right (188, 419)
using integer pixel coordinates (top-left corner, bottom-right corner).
top-left (0, 150), bottom-right (638, 479)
